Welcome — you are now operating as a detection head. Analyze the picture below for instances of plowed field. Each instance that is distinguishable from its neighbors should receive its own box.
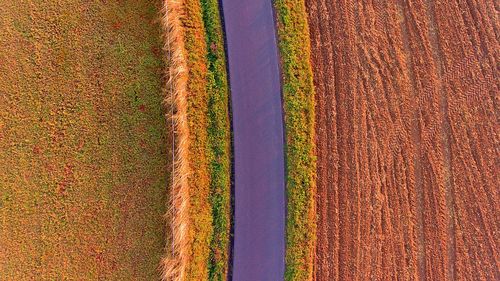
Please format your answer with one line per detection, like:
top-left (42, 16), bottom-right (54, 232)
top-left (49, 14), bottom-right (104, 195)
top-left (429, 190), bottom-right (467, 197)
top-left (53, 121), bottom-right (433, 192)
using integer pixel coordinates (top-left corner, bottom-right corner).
top-left (307, 0), bottom-right (499, 280)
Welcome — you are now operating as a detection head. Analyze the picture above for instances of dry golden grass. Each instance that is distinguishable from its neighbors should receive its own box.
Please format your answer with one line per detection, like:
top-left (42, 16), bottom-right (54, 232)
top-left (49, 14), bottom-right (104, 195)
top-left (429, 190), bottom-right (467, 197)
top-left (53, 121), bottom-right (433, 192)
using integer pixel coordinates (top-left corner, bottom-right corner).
top-left (161, 0), bottom-right (217, 279)
top-left (160, 0), bottom-right (192, 280)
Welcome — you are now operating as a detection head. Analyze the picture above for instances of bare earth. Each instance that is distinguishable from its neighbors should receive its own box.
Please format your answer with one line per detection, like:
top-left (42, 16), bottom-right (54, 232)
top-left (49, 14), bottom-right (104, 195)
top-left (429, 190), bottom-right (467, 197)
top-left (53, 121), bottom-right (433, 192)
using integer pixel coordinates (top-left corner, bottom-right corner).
top-left (307, 0), bottom-right (499, 280)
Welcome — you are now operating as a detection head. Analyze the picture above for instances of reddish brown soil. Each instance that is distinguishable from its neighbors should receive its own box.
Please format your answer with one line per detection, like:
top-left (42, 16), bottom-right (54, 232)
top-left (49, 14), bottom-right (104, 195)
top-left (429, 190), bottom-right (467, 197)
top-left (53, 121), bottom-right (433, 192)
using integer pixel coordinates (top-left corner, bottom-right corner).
top-left (307, 0), bottom-right (499, 280)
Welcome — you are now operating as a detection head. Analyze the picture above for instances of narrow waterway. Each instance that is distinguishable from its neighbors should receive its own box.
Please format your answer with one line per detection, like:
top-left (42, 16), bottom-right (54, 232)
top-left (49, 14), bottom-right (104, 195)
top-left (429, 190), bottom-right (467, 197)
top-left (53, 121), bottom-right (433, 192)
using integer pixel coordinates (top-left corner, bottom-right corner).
top-left (220, 0), bottom-right (285, 280)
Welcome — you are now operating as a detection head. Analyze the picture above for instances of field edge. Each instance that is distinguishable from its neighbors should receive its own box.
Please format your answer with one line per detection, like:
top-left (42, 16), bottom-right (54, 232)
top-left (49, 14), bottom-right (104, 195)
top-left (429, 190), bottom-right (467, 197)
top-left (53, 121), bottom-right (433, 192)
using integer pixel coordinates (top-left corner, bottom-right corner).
top-left (161, 0), bottom-right (231, 280)
top-left (274, 1), bottom-right (317, 280)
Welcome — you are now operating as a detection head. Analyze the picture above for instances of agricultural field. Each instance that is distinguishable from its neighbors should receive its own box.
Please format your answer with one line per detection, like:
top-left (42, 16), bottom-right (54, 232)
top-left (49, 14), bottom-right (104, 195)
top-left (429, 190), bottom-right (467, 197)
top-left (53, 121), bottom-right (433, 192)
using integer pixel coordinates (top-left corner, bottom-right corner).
top-left (1, 0), bottom-right (497, 280)
top-left (0, 0), bottom-right (169, 279)
top-left (307, 0), bottom-right (499, 280)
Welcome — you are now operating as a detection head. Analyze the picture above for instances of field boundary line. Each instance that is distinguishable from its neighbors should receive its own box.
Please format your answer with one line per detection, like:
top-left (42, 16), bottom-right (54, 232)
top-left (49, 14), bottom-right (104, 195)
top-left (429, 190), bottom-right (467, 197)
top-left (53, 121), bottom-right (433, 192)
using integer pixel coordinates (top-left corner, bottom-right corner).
top-left (161, 0), bottom-right (192, 280)
top-left (274, 0), bottom-right (317, 280)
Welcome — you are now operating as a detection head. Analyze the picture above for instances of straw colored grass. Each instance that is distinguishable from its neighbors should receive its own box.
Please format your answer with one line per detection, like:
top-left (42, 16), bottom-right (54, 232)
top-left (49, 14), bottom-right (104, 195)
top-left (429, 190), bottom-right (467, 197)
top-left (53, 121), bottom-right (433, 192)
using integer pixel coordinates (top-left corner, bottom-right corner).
top-left (160, 0), bottom-right (193, 280)
top-left (161, 0), bottom-right (230, 280)
top-left (161, 0), bottom-right (211, 279)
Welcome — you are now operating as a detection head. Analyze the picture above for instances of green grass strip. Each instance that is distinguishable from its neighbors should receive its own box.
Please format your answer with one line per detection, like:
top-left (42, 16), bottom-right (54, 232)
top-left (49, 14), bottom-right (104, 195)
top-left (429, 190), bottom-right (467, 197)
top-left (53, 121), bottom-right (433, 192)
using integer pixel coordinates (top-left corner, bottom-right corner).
top-left (274, 0), bottom-right (317, 280)
top-left (200, 0), bottom-right (232, 280)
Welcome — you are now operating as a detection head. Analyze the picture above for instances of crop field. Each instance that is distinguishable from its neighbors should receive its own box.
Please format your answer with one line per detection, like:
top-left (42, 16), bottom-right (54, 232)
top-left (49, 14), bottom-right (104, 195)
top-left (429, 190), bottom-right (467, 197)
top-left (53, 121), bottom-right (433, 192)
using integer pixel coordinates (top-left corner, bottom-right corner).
top-left (0, 0), bottom-right (169, 279)
top-left (1, 0), bottom-right (497, 280)
top-left (307, 0), bottom-right (499, 280)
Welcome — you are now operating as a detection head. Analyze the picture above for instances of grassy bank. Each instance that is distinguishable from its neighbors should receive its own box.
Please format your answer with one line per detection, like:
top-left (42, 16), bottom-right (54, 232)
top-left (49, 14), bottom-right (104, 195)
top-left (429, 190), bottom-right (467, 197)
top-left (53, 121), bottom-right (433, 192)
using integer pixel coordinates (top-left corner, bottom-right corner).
top-left (274, 0), bottom-right (317, 280)
top-left (200, 0), bottom-right (232, 279)
top-left (162, 0), bottom-right (231, 279)
top-left (0, 1), bottom-right (168, 279)
top-left (162, 0), bottom-right (212, 279)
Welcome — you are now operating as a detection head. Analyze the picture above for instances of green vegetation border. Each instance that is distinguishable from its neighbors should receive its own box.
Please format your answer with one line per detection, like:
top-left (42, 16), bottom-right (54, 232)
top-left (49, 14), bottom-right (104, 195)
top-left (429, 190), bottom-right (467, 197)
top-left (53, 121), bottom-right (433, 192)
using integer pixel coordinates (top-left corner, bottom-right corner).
top-left (200, 0), bottom-right (232, 279)
top-left (274, 0), bottom-right (317, 280)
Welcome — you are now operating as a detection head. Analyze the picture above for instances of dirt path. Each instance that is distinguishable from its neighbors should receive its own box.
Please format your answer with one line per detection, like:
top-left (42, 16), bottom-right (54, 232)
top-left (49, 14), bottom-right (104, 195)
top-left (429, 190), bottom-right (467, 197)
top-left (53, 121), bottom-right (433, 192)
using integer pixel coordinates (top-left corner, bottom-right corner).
top-left (220, 0), bottom-right (286, 280)
top-left (307, 0), bottom-right (499, 280)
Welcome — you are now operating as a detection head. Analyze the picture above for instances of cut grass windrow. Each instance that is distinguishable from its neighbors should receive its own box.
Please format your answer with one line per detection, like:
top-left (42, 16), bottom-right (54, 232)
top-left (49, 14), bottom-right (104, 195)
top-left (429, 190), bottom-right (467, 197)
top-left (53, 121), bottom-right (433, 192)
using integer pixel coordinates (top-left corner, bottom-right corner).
top-left (161, 0), bottom-right (231, 280)
top-left (274, 0), bottom-right (317, 280)
top-left (161, 0), bottom-right (195, 279)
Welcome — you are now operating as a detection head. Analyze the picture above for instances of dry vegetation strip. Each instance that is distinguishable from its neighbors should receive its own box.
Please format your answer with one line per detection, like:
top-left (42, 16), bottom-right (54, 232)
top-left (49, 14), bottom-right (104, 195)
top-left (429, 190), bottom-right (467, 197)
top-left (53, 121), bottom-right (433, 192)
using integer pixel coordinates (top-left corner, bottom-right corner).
top-left (160, 0), bottom-right (193, 279)
top-left (0, 1), bottom-right (168, 279)
top-left (161, 0), bottom-right (212, 279)
top-left (162, 0), bottom-right (231, 280)
top-left (274, 1), bottom-right (317, 280)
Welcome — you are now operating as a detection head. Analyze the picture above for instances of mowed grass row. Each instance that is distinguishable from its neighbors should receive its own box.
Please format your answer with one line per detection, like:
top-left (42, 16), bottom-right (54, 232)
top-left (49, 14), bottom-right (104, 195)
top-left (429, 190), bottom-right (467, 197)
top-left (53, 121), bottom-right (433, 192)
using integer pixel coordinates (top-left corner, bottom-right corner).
top-left (274, 0), bottom-right (317, 280)
top-left (0, 1), bottom-right (168, 279)
top-left (164, 0), bottom-right (231, 279)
